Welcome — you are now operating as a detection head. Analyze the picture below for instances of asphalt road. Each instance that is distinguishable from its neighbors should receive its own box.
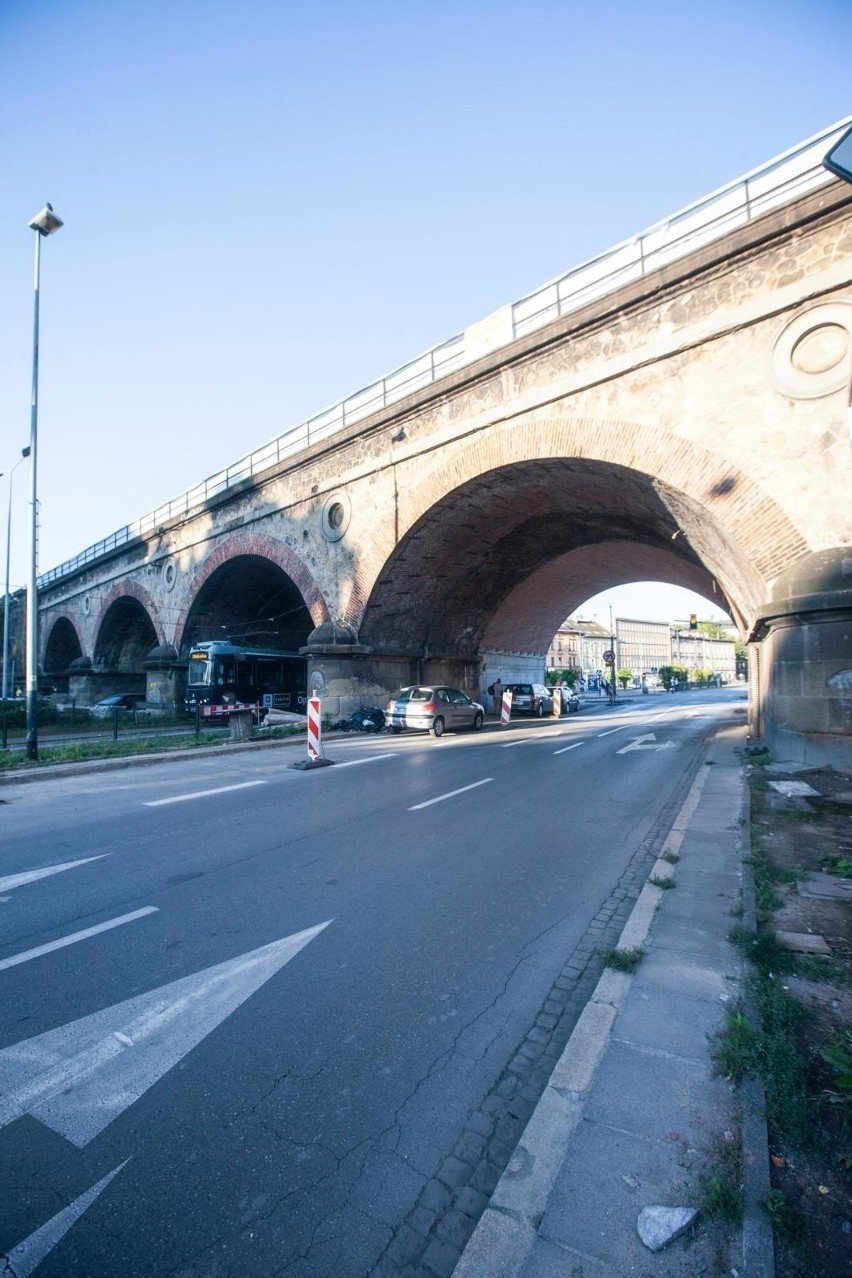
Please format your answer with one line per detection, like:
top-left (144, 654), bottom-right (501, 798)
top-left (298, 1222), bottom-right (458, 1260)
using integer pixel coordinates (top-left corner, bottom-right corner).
top-left (0, 688), bottom-right (747, 1277)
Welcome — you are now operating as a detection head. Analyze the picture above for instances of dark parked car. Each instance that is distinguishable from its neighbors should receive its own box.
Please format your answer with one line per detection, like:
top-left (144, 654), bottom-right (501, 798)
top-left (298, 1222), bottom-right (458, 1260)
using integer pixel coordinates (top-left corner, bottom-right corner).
top-left (385, 686), bottom-right (485, 737)
top-left (503, 683), bottom-right (554, 716)
top-left (89, 693), bottom-right (148, 719)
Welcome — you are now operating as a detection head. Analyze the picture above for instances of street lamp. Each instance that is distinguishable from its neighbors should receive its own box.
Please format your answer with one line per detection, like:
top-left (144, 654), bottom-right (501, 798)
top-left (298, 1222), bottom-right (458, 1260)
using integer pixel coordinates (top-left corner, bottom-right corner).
top-left (25, 203), bottom-right (63, 759)
top-left (2, 447), bottom-right (30, 701)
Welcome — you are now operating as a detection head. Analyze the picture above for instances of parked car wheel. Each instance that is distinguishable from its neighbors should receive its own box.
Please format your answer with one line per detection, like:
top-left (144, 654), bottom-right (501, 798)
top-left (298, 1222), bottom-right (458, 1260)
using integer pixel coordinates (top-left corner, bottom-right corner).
top-left (431, 716), bottom-right (445, 737)
top-left (389, 725), bottom-right (403, 734)
top-left (472, 711), bottom-right (484, 730)
top-left (536, 702), bottom-right (545, 717)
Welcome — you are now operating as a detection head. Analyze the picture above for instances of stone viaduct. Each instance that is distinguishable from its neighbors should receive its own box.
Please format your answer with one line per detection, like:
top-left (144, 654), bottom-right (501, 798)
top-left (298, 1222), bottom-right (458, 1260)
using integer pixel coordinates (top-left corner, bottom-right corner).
top-left (17, 125), bottom-right (852, 767)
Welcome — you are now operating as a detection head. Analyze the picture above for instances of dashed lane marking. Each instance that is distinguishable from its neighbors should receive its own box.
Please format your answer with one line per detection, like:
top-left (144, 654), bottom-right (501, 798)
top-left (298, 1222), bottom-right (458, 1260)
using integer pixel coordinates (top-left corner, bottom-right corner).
top-left (333, 753), bottom-right (399, 768)
top-left (0, 856), bottom-right (108, 896)
top-left (409, 778), bottom-right (493, 811)
top-left (553, 741), bottom-right (587, 755)
top-left (144, 780), bottom-right (267, 806)
top-left (0, 908), bottom-right (159, 973)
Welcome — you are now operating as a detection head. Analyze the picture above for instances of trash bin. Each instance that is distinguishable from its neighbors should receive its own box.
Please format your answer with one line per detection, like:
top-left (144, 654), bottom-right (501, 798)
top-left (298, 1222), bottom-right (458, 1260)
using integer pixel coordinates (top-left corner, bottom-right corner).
top-left (229, 709), bottom-right (253, 741)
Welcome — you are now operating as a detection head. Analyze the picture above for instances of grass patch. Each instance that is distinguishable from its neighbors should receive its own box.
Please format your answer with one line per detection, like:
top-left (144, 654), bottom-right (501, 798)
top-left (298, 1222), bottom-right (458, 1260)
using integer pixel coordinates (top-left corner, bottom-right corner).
top-left (763, 1189), bottom-right (809, 1244)
top-left (649, 874), bottom-right (675, 889)
top-left (661, 849), bottom-right (680, 864)
top-left (820, 854), bottom-right (852, 878)
top-left (699, 1133), bottom-right (743, 1223)
top-left (728, 925), bottom-right (794, 975)
top-left (720, 933), bottom-right (816, 1152)
top-left (794, 953), bottom-right (852, 988)
top-left (0, 732), bottom-right (232, 769)
top-left (743, 846), bottom-right (799, 922)
top-left (599, 946), bottom-right (644, 972)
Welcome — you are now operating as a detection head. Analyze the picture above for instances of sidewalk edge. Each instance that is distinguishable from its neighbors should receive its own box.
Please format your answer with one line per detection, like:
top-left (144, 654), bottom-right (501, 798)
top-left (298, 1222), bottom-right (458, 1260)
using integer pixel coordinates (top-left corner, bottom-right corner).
top-left (453, 728), bottom-right (744, 1278)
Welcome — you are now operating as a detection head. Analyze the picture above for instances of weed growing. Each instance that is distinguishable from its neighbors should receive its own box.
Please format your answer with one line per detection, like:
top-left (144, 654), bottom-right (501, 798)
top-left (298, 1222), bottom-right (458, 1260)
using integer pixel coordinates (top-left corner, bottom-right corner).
top-left (698, 1132), bottom-right (743, 1223)
top-left (599, 946), bottom-right (644, 973)
top-left (763, 1189), bottom-right (809, 1244)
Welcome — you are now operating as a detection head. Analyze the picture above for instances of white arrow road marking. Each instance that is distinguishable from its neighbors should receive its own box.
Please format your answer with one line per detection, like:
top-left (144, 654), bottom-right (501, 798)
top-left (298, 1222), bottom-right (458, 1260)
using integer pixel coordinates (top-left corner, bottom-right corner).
top-left (617, 733), bottom-right (678, 754)
top-left (0, 856), bottom-right (108, 896)
top-left (0, 920), bottom-right (331, 1147)
top-left (2, 1160), bottom-right (129, 1277)
top-left (144, 779), bottom-right (267, 806)
top-left (0, 908), bottom-right (158, 973)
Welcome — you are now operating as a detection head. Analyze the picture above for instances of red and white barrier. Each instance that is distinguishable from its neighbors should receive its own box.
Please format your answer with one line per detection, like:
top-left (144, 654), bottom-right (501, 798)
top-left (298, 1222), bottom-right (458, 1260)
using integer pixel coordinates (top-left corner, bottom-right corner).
top-left (199, 702), bottom-right (258, 718)
top-left (500, 690), bottom-right (512, 726)
top-left (307, 696), bottom-right (322, 760)
top-left (292, 695), bottom-right (334, 770)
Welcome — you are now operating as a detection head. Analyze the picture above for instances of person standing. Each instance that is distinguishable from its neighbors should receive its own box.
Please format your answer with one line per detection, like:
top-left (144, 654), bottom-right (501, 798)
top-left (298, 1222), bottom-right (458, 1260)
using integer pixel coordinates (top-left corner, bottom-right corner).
top-left (491, 675), bottom-right (503, 716)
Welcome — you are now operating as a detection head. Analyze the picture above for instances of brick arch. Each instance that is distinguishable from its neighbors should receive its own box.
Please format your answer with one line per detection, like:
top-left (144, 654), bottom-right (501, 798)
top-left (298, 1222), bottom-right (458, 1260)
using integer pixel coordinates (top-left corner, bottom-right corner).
top-left (351, 413), bottom-right (807, 639)
top-left (173, 531), bottom-right (329, 650)
top-left (94, 580), bottom-right (165, 649)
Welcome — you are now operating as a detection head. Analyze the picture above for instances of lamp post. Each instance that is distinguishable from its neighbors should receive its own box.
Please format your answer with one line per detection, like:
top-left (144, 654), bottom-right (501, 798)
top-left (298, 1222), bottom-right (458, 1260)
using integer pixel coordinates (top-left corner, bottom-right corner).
top-left (2, 448), bottom-right (30, 702)
top-left (25, 203), bottom-right (63, 760)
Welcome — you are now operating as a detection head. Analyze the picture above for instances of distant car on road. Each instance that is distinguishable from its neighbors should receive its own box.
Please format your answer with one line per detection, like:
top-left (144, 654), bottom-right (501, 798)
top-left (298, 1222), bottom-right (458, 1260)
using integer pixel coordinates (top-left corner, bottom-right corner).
top-left (89, 693), bottom-right (148, 719)
top-left (503, 683), bottom-right (554, 716)
top-left (385, 686), bottom-right (485, 737)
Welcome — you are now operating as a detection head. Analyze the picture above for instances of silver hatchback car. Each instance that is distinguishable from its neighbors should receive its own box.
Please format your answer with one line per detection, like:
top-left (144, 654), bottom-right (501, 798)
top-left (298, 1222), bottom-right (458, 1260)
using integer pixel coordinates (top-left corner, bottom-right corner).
top-left (385, 686), bottom-right (485, 737)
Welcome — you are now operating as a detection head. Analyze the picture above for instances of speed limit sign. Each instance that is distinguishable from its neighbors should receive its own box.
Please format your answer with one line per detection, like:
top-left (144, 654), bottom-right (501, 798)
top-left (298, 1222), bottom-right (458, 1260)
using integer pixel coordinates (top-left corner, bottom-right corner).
top-left (602, 649), bottom-right (615, 663)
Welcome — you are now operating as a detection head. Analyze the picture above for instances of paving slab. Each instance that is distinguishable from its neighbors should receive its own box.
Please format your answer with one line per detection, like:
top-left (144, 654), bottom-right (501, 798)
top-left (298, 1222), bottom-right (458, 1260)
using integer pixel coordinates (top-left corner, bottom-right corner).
top-left (582, 1039), bottom-right (731, 1146)
top-left (614, 985), bottom-right (729, 1061)
top-left (649, 912), bottom-right (737, 962)
top-left (631, 948), bottom-right (737, 1002)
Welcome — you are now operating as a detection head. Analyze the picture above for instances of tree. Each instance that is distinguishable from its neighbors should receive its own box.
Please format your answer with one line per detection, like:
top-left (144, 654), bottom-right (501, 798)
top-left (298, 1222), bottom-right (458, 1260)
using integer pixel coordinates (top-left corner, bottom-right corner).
top-left (617, 667), bottom-right (631, 689)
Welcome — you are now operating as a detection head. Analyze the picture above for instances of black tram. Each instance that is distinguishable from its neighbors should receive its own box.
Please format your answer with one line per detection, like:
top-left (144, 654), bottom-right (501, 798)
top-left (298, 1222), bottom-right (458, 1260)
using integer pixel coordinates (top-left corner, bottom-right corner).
top-left (184, 642), bottom-right (307, 715)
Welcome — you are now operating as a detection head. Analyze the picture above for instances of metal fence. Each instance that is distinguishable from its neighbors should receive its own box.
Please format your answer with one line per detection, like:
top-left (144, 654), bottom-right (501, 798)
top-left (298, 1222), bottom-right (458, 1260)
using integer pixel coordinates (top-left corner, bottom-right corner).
top-left (38, 116), bottom-right (852, 591)
top-left (0, 709), bottom-right (234, 754)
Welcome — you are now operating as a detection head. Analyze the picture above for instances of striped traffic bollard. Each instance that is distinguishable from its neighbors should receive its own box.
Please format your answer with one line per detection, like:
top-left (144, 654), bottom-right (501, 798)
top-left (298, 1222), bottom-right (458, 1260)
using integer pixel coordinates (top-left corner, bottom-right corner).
top-left (292, 695), bottom-right (335, 770)
top-left (307, 696), bottom-right (322, 760)
top-left (500, 690), bottom-right (512, 726)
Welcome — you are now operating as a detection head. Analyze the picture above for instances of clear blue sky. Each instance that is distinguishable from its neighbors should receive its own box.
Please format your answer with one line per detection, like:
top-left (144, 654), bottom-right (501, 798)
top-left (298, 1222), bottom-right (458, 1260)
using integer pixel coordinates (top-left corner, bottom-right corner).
top-left (2, 0), bottom-right (850, 623)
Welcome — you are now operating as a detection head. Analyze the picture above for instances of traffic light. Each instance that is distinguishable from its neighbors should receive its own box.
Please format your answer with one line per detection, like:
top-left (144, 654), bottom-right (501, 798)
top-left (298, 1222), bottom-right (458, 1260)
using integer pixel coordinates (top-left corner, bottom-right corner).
top-left (689, 613), bottom-right (698, 630)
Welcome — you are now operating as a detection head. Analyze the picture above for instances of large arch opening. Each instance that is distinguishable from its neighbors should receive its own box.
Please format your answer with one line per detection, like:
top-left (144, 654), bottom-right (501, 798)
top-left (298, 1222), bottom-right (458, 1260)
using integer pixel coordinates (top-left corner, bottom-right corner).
top-left (179, 554), bottom-right (314, 656)
top-left (94, 597), bottom-right (159, 671)
top-left (359, 458), bottom-right (748, 664)
top-left (43, 616), bottom-right (83, 690)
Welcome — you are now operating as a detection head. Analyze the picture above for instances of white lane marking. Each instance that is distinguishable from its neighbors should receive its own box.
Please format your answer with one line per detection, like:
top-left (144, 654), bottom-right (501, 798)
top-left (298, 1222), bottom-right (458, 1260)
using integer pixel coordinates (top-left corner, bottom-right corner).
top-left (144, 779), bottom-right (267, 807)
top-left (617, 733), bottom-right (678, 754)
top-left (499, 739), bottom-right (532, 748)
top-left (597, 727), bottom-right (626, 737)
top-left (334, 753), bottom-right (399, 768)
top-left (0, 856), bottom-right (108, 896)
top-left (409, 778), bottom-right (493, 810)
top-left (0, 920), bottom-right (331, 1147)
top-left (2, 1160), bottom-right (130, 1277)
top-left (0, 908), bottom-right (159, 973)
top-left (553, 741), bottom-right (586, 755)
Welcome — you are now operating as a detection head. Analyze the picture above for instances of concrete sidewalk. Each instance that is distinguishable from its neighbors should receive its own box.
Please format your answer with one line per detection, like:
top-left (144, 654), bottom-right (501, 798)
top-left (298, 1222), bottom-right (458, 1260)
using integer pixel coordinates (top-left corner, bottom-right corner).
top-left (454, 723), bottom-right (772, 1277)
